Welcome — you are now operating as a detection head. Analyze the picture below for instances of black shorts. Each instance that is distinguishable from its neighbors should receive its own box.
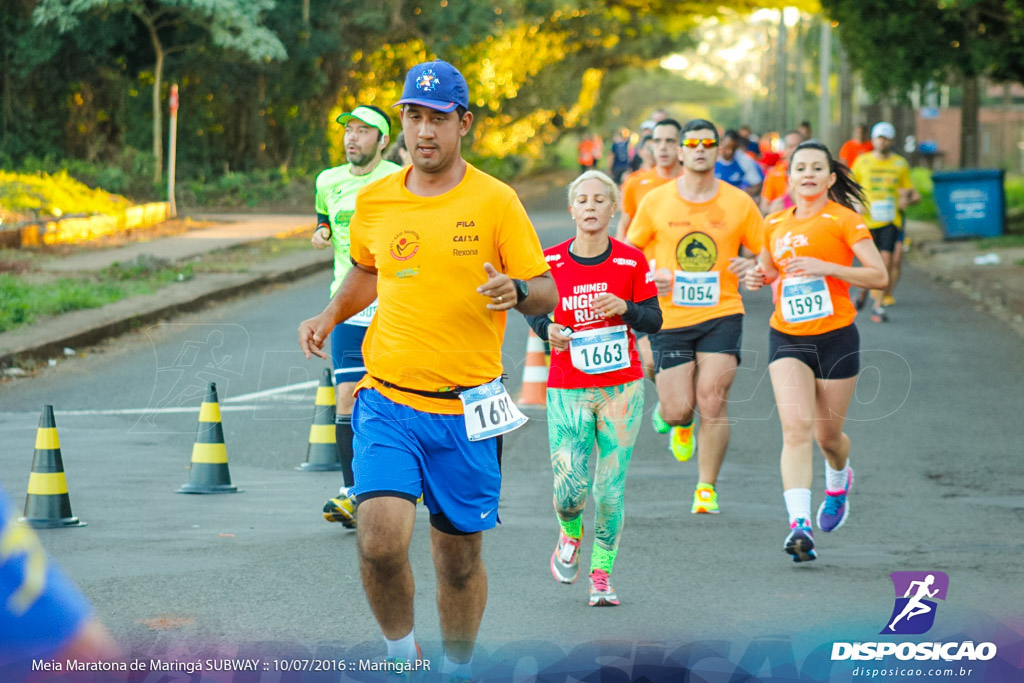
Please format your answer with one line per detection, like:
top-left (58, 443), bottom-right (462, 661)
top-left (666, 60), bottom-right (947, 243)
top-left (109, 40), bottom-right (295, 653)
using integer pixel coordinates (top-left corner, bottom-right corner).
top-left (870, 224), bottom-right (899, 253)
top-left (650, 313), bottom-right (743, 371)
top-left (769, 324), bottom-right (860, 380)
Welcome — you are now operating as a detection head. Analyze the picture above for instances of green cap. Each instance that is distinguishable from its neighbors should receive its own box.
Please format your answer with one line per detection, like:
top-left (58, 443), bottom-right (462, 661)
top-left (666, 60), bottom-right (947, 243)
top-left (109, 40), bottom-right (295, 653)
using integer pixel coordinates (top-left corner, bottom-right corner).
top-left (336, 106), bottom-right (390, 137)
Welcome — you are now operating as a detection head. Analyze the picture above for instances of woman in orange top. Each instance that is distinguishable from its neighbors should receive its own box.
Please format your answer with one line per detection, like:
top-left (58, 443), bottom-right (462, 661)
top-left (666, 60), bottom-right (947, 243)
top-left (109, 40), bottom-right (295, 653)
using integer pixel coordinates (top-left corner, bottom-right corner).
top-left (743, 140), bottom-right (888, 563)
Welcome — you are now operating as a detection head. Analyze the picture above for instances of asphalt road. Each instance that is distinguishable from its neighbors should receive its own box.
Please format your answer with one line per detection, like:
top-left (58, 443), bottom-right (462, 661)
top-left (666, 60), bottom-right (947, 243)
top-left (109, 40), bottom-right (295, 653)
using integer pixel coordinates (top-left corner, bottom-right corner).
top-left (1, 191), bottom-right (1022, 681)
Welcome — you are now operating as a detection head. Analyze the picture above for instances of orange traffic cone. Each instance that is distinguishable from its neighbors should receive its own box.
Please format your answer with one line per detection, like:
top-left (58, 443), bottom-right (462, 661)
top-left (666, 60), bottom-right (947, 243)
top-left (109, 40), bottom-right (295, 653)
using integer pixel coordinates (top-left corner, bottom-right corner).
top-left (517, 329), bottom-right (549, 406)
top-left (178, 383), bottom-right (239, 494)
top-left (298, 368), bottom-right (341, 471)
top-left (20, 405), bottom-right (86, 528)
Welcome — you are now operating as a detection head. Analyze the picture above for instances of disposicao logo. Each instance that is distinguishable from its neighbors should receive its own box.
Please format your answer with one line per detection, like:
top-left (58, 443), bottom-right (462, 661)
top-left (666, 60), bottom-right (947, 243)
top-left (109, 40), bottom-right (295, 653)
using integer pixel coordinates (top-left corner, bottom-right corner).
top-left (882, 571), bottom-right (948, 635)
top-left (831, 571), bottom-right (997, 663)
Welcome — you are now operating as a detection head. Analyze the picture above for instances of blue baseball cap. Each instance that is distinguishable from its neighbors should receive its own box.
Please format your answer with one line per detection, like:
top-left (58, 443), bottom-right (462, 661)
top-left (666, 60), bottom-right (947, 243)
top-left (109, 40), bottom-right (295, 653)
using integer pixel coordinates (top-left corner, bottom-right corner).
top-left (395, 60), bottom-right (469, 113)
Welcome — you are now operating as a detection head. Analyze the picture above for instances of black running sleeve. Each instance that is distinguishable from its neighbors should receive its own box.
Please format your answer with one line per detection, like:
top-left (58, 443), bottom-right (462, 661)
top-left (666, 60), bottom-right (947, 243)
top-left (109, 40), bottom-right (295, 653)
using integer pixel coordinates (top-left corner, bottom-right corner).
top-left (525, 314), bottom-right (553, 341)
top-left (621, 296), bottom-right (662, 334)
top-left (316, 213), bottom-right (330, 234)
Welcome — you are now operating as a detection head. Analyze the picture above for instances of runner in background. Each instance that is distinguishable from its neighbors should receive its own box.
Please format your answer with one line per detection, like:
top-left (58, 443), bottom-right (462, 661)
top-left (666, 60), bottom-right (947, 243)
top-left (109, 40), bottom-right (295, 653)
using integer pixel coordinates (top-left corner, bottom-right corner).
top-left (627, 119), bottom-right (763, 515)
top-left (761, 131), bottom-right (803, 214)
top-left (385, 131), bottom-right (412, 166)
top-left (626, 133), bottom-right (654, 178)
top-left (851, 122), bottom-right (919, 322)
top-left (838, 124), bottom-right (872, 169)
top-left (609, 130), bottom-right (631, 184)
top-left (739, 125), bottom-right (761, 157)
top-left (578, 131), bottom-right (601, 172)
top-left (743, 140), bottom-right (887, 562)
top-left (314, 105), bottom-right (402, 528)
top-left (715, 129), bottom-right (764, 199)
top-left (628, 119), bottom-right (657, 174)
top-left (527, 170), bottom-right (661, 606)
top-left (617, 119), bottom-right (685, 385)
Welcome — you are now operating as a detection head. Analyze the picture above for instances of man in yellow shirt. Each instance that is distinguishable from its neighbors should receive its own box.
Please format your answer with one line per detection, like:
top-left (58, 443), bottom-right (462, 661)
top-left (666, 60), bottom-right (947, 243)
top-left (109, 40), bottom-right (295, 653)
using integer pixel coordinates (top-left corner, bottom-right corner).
top-left (852, 122), bottom-right (920, 322)
top-left (298, 60), bottom-right (555, 680)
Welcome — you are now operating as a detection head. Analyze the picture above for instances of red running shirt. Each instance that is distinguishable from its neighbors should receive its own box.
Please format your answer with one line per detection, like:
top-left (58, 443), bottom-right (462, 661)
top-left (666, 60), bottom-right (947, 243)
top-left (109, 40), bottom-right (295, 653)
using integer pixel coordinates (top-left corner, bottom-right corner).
top-left (544, 238), bottom-right (657, 389)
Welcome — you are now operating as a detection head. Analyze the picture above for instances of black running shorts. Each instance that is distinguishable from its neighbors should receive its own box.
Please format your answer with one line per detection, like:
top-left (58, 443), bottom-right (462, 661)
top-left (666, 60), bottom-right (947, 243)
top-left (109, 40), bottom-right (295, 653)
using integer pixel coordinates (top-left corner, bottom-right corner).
top-left (650, 313), bottom-right (743, 371)
top-left (768, 323), bottom-right (860, 380)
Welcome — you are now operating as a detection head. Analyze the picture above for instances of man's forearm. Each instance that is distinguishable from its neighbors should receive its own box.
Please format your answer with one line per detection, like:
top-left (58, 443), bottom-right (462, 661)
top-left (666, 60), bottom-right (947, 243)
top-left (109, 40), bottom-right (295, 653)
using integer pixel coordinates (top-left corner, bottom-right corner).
top-left (324, 264), bottom-right (378, 324)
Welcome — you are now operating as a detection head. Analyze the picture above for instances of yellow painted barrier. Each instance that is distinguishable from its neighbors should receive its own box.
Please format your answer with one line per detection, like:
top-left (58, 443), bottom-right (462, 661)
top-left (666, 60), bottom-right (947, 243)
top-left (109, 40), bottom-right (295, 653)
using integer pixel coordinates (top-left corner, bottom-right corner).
top-left (17, 202), bottom-right (171, 247)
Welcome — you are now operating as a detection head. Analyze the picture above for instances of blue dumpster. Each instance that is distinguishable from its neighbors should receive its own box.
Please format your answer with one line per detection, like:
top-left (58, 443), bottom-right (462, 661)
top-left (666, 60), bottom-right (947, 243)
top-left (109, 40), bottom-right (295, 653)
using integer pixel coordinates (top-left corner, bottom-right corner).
top-left (931, 169), bottom-right (1004, 239)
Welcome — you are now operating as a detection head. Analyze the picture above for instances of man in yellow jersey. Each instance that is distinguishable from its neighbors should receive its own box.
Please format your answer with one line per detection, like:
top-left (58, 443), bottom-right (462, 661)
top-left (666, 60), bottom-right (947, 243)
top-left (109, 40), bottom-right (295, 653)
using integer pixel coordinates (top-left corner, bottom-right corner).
top-left (615, 118), bottom-right (684, 242)
top-left (312, 104), bottom-right (401, 529)
top-left (852, 122), bottom-right (919, 322)
top-left (627, 119), bottom-right (763, 515)
top-left (298, 60), bottom-right (556, 680)
top-left (616, 119), bottom-right (684, 384)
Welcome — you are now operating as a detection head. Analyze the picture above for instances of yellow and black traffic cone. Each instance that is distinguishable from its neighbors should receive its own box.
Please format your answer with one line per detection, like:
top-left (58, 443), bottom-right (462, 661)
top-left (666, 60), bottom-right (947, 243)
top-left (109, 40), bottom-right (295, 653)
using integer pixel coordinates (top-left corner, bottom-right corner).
top-left (298, 368), bottom-right (341, 471)
top-left (178, 383), bottom-right (239, 494)
top-left (20, 405), bottom-right (86, 528)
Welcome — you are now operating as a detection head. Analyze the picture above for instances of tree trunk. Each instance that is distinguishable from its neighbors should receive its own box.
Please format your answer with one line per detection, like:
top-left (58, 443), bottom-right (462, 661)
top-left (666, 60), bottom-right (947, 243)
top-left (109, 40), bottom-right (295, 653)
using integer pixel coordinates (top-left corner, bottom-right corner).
top-left (818, 19), bottom-right (832, 149)
top-left (794, 16), bottom-right (804, 129)
top-left (776, 12), bottom-right (788, 132)
top-left (144, 18), bottom-right (165, 185)
top-left (1, 36), bottom-right (10, 150)
top-left (960, 73), bottom-right (980, 168)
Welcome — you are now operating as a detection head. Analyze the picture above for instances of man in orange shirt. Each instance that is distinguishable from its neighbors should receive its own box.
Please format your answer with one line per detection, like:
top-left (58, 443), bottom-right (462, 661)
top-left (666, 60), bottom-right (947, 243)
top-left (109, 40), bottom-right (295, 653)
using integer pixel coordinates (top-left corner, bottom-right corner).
top-left (627, 118), bottom-right (763, 515)
top-left (615, 119), bottom-right (684, 241)
top-left (298, 59), bottom-right (556, 680)
top-left (838, 124), bottom-right (873, 169)
top-left (761, 130), bottom-right (803, 214)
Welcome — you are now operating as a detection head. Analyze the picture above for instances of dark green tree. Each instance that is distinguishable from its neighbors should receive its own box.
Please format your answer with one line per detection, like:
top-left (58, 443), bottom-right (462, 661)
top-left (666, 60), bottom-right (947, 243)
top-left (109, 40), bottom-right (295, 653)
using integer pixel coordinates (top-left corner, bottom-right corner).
top-left (822, 0), bottom-right (1024, 167)
top-left (34, 0), bottom-right (286, 183)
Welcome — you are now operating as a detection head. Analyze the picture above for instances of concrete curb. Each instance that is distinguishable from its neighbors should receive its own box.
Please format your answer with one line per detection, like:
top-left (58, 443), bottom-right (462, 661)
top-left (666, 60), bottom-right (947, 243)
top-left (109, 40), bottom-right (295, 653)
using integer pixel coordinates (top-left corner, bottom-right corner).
top-left (0, 250), bottom-right (331, 369)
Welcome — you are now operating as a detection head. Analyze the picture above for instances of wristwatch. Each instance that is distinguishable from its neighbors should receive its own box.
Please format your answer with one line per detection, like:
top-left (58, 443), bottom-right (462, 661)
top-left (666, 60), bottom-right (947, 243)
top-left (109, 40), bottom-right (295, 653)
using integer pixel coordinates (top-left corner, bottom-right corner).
top-left (513, 278), bottom-right (529, 305)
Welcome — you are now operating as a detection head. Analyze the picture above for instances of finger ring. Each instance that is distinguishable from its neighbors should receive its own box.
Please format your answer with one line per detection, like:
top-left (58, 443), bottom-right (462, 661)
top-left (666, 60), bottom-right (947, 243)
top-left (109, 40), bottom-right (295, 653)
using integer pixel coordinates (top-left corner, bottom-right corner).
top-left (497, 295), bottom-right (503, 303)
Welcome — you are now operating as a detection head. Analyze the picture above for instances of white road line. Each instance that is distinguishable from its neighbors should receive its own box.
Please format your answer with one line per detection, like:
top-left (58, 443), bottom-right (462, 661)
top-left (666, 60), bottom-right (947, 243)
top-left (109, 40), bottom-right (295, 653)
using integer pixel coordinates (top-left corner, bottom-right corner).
top-left (52, 404), bottom-right (307, 416)
top-left (222, 380), bottom-right (320, 403)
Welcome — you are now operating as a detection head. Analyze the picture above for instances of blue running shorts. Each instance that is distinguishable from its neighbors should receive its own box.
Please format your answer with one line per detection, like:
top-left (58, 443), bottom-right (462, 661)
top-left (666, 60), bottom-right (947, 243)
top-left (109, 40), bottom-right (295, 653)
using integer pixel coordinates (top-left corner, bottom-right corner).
top-left (351, 388), bottom-right (502, 533)
top-left (330, 322), bottom-right (368, 385)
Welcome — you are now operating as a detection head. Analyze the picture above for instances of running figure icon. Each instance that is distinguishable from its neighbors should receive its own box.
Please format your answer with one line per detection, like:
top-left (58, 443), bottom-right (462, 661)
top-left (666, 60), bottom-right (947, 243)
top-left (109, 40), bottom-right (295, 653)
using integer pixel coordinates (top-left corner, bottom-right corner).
top-left (881, 571), bottom-right (949, 635)
top-left (888, 574), bottom-right (939, 632)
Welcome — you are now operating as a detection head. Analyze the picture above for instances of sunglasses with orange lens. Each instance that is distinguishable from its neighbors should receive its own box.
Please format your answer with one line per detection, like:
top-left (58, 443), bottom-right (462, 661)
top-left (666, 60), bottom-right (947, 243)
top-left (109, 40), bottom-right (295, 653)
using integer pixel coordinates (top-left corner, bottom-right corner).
top-left (680, 138), bottom-right (718, 149)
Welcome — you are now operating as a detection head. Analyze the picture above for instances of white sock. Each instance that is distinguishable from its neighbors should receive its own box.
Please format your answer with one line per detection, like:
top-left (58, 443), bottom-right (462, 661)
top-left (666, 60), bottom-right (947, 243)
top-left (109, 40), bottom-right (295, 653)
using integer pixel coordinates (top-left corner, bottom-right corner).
top-left (384, 630), bottom-right (417, 661)
top-left (338, 485), bottom-right (350, 497)
top-left (783, 488), bottom-right (812, 525)
top-left (442, 655), bottom-right (472, 679)
top-left (825, 462), bottom-right (851, 493)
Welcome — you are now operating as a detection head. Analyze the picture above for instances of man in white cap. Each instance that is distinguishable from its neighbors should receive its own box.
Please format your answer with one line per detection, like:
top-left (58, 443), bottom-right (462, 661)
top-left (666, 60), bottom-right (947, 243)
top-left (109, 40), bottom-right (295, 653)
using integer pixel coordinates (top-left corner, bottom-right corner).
top-left (299, 59), bottom-right (556, 680)
top-left (852, 122), bottom-right (920, 322)
top-left (313, 104), bottom-right (402, 528)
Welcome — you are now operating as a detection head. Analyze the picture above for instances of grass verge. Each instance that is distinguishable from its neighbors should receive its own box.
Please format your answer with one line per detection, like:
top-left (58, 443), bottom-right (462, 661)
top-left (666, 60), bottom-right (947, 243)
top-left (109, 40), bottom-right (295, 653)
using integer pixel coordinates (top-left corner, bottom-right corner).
top-left (0, 255), bottom-right (193, 333)
top-left (0, 232), bottom-right (314, 334)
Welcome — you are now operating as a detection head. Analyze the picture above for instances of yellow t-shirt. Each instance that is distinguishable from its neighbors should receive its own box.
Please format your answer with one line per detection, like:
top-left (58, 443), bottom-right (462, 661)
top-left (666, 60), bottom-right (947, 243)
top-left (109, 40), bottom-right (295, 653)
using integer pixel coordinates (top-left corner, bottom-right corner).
top-left (851, 153), bottom-right (913, 228)
top-left (621, 168), bottom-right (678, 218)
top-left (350, 164), bottom-right (549, 414)
top-left (627, 179), bottom-right (764, 329)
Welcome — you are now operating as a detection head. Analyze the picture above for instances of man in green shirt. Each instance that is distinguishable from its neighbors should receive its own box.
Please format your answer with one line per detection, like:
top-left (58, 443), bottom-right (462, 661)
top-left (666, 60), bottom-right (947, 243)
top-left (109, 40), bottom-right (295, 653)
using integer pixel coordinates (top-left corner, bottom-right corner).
top-left (313, 105), bottom-right (401, 527)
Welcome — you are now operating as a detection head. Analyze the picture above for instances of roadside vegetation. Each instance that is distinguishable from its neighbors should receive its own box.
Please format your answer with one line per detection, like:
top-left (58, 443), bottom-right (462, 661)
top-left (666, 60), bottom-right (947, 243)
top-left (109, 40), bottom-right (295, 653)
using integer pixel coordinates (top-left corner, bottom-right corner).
top-left (0, 233), bottom-right (310, 334)
top-left (0, 255), bottom-right (192, 333)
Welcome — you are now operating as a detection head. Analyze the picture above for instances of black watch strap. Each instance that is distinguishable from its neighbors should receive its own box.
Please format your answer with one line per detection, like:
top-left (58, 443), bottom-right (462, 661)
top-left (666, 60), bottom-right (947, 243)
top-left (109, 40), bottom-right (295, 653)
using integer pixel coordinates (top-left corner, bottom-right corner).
top-left (513, 278), bottom-right (529, 304)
